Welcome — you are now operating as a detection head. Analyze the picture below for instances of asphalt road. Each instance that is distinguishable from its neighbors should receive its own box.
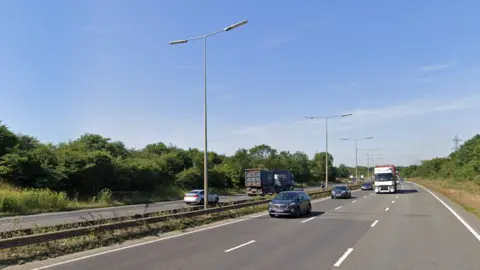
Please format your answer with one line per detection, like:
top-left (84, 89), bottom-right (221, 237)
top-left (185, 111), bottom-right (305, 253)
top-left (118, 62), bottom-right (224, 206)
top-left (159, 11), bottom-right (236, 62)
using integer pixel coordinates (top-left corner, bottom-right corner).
top-left (8, 181), bottom-right (480, 270)
top-left (0, 185), bottom-right (328, 232)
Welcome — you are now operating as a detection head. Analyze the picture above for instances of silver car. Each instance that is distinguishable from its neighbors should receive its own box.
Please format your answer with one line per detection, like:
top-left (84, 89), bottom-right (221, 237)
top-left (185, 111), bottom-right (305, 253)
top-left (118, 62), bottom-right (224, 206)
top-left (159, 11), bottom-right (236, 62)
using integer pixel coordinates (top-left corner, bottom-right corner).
top-left (183, 189), bottom-right (219, 205)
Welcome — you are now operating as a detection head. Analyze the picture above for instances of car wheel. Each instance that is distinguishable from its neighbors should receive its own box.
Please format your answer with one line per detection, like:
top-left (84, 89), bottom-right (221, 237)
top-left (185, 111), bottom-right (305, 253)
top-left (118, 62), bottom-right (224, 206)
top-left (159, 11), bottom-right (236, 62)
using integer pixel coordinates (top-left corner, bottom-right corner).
top-left (294, 207), bottom-right (301, 218)
top-left (306, 204), bottom-right (312, 214)
top-left (269, 213), bottom-right (276, 218)
top-left (199, 198), bottom-right (204, 205)
top-left (331, 196), bottom-right (334, 199)
top-left (215, 196), bottom-right (219, 203)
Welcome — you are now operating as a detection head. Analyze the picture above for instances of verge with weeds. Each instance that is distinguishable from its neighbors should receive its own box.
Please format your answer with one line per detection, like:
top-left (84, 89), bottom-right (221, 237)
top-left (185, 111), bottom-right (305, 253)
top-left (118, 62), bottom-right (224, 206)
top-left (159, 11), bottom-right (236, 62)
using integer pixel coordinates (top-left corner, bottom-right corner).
top-left (0, 204), bottom-right (268, 267)
top-left (0, 185), bottom-right (119, 217)
top-left (0, 189), bottom-right (338, 267)
top-left (0, 183), bottom-right (245, 217)
top-left (409, 178), bottom-right (480, 217)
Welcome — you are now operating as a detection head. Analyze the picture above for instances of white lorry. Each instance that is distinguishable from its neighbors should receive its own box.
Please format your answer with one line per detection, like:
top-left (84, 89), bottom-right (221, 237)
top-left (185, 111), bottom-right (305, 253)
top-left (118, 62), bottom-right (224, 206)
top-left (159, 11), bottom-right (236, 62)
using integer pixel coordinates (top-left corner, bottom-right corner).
top-left (373, 165), bottom-right (398, 194)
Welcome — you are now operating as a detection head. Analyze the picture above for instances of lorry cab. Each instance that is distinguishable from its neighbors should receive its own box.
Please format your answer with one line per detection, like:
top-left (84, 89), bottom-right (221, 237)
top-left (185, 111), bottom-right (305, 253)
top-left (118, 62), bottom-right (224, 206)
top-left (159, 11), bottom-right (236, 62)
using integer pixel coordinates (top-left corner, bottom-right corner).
top-left (373, 165), bottom-right (398, 194)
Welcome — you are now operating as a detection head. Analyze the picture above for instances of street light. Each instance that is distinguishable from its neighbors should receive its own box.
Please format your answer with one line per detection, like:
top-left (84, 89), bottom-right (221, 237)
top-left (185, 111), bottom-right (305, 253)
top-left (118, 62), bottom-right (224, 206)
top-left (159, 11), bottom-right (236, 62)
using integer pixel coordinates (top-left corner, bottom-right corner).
top-left (363, 152), bottom-right (381, 178)
top-left (371, 156), bottom-right (385, 167)
top-left (340, 136), bottom-right (374, 181)
top-left (358, 148), bottom-right (380, 178)
top-left (169, 20), bottom-right (248, 210)
top-left (304, 113), bottom-right (352, 190)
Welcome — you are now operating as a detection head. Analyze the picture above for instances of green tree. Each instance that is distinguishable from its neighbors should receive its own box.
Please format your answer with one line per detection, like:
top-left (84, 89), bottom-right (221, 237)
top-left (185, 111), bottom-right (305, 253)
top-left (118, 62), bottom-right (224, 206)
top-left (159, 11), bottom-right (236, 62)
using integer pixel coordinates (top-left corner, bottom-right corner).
top-left (310, 152), bottom-right (336, 181)
top-left (400, 134), bottom-right (480, 184)
top-left (0, 122), bottom-right (18, 156)
top-left (3, 118), bottom-right (394, 201)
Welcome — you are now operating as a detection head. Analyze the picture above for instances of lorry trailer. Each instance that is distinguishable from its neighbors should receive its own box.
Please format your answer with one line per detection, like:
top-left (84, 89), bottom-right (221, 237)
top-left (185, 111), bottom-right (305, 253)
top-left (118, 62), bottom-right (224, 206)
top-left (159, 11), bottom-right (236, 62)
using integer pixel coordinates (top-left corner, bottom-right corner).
top-left (245, 168), bottom-right (295, 196)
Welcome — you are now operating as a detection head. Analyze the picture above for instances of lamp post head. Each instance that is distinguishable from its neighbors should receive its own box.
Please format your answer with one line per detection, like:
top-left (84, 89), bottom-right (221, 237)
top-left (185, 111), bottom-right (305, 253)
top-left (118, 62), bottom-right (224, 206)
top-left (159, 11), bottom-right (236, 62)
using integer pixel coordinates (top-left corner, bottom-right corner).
top-left (224, 20), bottom-right (248, 31)
top-left (169, 39), bottom-right (188, 45)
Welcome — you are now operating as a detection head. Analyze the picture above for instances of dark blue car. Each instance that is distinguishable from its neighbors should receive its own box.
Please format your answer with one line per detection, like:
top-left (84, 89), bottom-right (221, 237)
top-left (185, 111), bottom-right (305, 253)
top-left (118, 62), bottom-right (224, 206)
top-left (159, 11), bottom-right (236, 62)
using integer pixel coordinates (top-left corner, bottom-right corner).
top-left (361, 182), bottom-right (373, 190)
top-left (331, 185), bottom-right (352, 199)
top-left (268, 191), bottom-right (312, 218)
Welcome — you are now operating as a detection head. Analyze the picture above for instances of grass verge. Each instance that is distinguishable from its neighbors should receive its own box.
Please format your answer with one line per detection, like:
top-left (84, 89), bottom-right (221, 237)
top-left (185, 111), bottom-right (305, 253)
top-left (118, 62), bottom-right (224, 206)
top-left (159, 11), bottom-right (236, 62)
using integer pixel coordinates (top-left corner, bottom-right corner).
top-left (0, 182), bottom-right (327, 217)
top-left (0, 189), bottom-right (334, 267)
top-left (0, 204), bottom-right (268, 267)
top-left (409, 178), bottom-right (480, 218)
top-left (0, 183), bottom-right (244, 217)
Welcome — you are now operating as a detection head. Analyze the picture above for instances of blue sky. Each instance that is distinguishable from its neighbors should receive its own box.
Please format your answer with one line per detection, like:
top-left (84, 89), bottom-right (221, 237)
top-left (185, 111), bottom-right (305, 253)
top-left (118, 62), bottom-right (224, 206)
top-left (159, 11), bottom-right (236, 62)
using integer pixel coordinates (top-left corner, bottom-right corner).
top-left (1, 0), bottom-right (480, 166)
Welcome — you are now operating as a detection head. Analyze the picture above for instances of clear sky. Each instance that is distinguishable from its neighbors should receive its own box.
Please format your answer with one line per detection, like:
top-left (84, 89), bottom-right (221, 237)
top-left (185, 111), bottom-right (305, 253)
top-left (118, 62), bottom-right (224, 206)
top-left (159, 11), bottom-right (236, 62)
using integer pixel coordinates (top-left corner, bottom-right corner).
top-left (1, 0), bottom-right (479, 167)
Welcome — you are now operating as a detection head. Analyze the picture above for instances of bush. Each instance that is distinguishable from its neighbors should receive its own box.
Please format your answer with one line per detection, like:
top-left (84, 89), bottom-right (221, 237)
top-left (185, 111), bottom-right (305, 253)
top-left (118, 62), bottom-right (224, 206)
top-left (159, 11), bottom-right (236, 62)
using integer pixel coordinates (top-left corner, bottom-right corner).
top-left (401, 134), bottom-right (480, 184)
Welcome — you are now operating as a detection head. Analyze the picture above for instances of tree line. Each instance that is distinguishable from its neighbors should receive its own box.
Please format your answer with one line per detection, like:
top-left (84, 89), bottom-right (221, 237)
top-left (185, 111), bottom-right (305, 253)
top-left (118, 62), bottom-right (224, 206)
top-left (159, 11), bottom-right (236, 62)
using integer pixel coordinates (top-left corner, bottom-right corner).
top-left (0, 121), bottom-right (366, 198)
top-left (399, 134), bottom-right (480, 184)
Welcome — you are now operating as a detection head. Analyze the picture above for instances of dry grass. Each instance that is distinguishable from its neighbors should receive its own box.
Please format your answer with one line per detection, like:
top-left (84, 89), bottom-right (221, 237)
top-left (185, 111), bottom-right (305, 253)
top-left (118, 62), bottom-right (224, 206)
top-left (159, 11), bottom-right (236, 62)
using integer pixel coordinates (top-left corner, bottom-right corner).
top-left (410, 178), bottom-right (480, 217)
top-left (0, 184), bottom-right (117, 217)
top-left (0, 183), bottom-right (245, 217)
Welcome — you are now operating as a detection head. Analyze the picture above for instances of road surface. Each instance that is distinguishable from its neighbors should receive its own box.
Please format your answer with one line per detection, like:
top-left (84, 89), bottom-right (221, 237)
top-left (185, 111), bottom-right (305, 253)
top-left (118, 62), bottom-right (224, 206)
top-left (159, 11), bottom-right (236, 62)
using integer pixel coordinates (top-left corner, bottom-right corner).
top-left (7, 181), bottom-right (480, 270)
top-left (0, 185), bottom-right (328, 232)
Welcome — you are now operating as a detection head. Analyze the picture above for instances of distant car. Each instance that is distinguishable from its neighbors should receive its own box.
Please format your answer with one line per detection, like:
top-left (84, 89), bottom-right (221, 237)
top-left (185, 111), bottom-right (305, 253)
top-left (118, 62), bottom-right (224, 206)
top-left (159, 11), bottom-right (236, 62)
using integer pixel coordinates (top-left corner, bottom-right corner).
top-left (361, 183), bottom-right (373, 190)
top-left (268, 191), bottom-right (312, 218)
top-left (331, 185), bottom-right (352, 199)
top-left (183, 189), bottom-right (219, 205)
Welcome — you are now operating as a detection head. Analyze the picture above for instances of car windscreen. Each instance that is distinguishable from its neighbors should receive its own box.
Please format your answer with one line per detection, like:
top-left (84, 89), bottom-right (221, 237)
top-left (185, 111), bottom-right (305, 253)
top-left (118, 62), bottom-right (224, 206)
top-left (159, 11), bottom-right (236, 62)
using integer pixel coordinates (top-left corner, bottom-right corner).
top-left (274, 192), bottom-right (298, 200)
top-left (334, 186), bottom-right (347, 191)
top-left (375, 173), bottom-right (394, 181)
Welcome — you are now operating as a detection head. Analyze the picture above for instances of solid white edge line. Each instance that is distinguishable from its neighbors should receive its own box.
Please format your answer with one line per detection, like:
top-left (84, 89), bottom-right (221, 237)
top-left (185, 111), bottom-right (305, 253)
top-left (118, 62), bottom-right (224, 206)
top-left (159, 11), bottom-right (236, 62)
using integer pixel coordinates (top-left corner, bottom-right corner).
top-left (32, 189), bottom-right (367, 270)
top-left (31, 191), bottom-right (362, 269)
top-left (224, 240), bottom-right (256, 253)
top-left (335, 206), bottom-right (342, 210)
top-left (333, 248), bottom-right (354, 267)
top-left (31, 215), bottom-right (263, 270)
top-left (370, 220), bottom-right (379, 228)
top-left (301, 217), bottom-right (315, 223)
top-left (385, 207), bottom-right (389, 211)
top-left (411, 182), bottom-right (480, 242)
top-left (352, 200), bottom-right (356, 203)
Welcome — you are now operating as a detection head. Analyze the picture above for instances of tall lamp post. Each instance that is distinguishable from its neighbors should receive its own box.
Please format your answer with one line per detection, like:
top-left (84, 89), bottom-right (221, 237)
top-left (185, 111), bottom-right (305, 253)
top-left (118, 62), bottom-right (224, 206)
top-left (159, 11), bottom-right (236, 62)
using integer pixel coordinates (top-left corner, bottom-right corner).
top-left (371, 156), bottom-right (385, 168)
top-left (340, 137), bottom-right (374, 182)
top-left (303, 113), bottom-right (352, 189)
top-left (358, 148), bottom-right (380, 178)
top-left (367, 154), bottom-right (384, 179)
top-left (169, 20), bottom-right (248, 210)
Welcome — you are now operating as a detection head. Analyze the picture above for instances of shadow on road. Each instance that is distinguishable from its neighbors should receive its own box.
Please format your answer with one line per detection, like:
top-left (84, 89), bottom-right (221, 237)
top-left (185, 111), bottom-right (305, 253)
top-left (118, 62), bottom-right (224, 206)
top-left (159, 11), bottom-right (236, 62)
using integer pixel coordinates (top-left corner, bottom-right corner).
top-left (273, 211), bottom-right (326, 219)
top-left (306, 211), bottom-right (326, 217)
top-left (332, 196), bottom-right (358, 200)
top-left (397, 189), bottom-right (418, 194)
